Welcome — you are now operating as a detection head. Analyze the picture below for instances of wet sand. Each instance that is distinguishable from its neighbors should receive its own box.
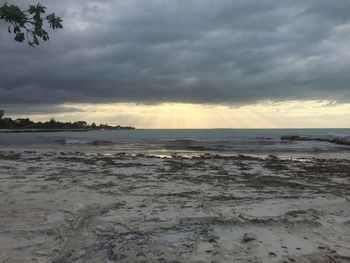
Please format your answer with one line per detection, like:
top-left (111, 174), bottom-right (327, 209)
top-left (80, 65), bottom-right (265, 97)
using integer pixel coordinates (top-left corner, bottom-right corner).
top-left (0, 150), bottom-right (349, 262)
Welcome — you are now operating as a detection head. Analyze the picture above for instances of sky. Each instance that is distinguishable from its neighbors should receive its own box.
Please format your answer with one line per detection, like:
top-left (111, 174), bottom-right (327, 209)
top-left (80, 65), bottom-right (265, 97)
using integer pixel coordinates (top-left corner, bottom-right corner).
top-left (1, 0), bottom-right (350, 128)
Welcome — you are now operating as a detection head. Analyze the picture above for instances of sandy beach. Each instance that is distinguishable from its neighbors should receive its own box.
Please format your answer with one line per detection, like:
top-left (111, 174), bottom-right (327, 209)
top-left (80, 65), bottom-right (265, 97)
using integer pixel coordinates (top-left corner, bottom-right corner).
top-left (0, 150), bottom-right (349, 262)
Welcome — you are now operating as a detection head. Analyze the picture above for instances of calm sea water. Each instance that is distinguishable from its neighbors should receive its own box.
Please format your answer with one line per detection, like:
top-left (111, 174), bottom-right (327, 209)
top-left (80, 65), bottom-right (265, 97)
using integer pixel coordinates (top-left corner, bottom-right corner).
top-left (0, 129), bottom-right (350, 158)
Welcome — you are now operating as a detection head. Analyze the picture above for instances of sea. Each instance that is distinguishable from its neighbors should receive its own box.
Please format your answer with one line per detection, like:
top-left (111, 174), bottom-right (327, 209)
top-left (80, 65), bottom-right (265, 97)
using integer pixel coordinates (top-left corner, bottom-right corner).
top-left (0, 128), bottom-right (350, 159)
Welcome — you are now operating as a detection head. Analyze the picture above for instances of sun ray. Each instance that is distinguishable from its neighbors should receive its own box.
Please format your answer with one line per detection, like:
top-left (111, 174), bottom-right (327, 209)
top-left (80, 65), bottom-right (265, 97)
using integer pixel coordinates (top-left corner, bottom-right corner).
top-left (10, 101), bottom-right (350, 129)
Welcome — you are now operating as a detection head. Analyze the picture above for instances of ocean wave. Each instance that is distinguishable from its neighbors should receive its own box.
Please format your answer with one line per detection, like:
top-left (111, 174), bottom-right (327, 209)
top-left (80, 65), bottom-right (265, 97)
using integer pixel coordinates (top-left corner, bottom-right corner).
top-left (164, 138), bottom-right (196, 143)
top-left (53, 134), bottom-right (350, 153)
top-left (164, 137), bottom-right (350, 153)
top-left (57, 139), bottom-right (114, 145)
top-left (63, 139), bottom-right (92, 145)
top-left (91, 140), bottom-right (115, 146)
top-left (164, 139), bottom-right (196, 148)
top-left (328, 132), bottom-right (350, 139)
top-left (281, 135), bottom-right (350, 147)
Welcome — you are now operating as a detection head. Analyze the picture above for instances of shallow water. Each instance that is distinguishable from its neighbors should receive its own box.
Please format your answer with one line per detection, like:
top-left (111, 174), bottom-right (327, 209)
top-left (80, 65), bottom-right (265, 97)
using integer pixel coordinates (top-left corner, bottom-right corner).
top-left (0, 128), bottom-right (350, 158)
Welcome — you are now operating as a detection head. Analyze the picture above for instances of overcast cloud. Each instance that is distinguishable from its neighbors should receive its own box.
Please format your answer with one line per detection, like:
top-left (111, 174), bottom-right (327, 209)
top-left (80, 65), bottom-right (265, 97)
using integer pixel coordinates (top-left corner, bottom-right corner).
top-left (1, 0), bottom-right (350, 108)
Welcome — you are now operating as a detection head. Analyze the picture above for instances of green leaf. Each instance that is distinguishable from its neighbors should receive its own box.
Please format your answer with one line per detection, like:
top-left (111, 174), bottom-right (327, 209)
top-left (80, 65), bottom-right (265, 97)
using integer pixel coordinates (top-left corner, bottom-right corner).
top-left (14, 32), bottom-right (25, 42)
top-left (1, 3), bottom-right (63, 47)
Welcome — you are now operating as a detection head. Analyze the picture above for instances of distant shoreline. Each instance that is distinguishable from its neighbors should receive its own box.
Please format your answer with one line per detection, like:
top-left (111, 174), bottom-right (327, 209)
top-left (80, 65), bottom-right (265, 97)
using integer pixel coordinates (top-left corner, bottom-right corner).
top-left (0, 128), bottom-right (135, 133)
top-left (0, 112), bottom-right (135, 131)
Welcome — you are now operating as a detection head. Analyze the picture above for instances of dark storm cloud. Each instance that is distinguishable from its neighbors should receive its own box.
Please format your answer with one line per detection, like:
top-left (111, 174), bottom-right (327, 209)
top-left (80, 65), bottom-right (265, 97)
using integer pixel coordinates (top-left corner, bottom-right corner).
top-left (1, 0), bottom-right (350, 107)
top-left (3, 104), bottom-right (85, 115)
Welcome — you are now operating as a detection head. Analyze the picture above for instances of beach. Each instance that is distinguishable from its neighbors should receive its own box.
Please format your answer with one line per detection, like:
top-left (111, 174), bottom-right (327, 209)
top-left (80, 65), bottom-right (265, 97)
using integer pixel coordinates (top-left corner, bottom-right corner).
top-left (0, 149), bottom-right (349, 263)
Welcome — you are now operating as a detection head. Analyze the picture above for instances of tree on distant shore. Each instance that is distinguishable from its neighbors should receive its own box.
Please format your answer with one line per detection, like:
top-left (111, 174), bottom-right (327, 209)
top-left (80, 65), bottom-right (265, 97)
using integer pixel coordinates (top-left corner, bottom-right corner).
top-left (0, 114), bottom-right (135, 130)
top-left (0, 110), bottom-right (4, 119)
top-left (0, 2), bottom-right (63, 47)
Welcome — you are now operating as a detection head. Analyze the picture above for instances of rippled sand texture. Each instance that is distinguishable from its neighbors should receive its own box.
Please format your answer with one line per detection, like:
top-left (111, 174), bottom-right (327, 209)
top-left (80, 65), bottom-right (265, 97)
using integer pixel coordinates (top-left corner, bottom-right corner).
top-left (0, 151), bottom-right (349, 263)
